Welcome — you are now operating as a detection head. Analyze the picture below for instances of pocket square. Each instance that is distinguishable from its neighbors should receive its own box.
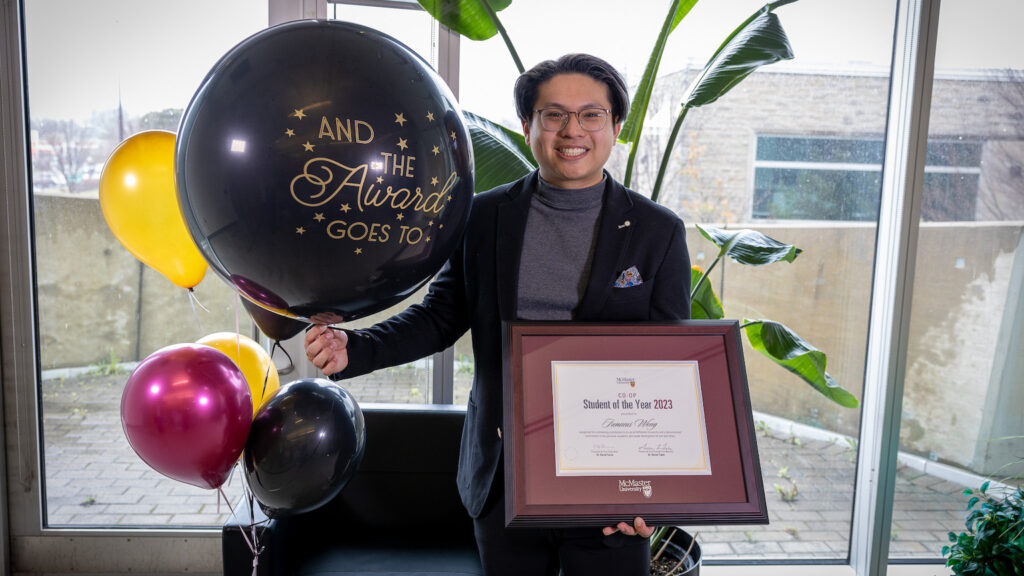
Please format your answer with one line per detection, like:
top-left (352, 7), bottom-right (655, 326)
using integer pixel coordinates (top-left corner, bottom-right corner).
top-left (614, 266), bottom-right (643, 288)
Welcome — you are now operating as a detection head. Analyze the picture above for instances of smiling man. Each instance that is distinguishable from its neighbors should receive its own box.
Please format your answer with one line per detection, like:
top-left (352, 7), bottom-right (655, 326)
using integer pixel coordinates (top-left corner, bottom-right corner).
top-left (521, 72), bottom-right (620, 189)
top-left (305, 53), bottom-right (692, 575)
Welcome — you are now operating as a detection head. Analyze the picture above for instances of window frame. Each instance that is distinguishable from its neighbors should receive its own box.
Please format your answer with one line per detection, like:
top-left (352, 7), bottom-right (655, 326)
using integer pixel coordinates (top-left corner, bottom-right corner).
top-left (0, 0), bottom-right (954, 574)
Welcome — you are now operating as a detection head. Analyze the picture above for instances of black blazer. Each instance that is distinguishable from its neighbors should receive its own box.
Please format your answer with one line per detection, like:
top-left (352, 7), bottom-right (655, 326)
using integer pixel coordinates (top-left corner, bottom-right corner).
top-left (337, 170), bottom-right (691, 518)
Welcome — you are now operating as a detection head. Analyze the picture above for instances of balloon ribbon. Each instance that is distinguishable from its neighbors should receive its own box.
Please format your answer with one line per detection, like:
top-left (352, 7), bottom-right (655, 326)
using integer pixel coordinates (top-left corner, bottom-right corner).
top-left (219, 467), bottom-right (265, 576)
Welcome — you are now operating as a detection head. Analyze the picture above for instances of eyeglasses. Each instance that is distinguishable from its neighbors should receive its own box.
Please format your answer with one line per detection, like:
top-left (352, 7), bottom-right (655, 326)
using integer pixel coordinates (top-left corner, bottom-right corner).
top-left (534, 108), bottom-right (611, 132)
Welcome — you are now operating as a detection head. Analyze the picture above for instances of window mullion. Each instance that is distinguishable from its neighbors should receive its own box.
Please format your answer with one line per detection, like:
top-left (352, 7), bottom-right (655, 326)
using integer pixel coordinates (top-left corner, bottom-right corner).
top-left (270, 0), bottom-right (326, 25)
top-left (432, 347), bottom-right (454, 404)
top-left (849, 0), bottom-right (941, 574)
top-left (436, 23), bottom-right (460, 100)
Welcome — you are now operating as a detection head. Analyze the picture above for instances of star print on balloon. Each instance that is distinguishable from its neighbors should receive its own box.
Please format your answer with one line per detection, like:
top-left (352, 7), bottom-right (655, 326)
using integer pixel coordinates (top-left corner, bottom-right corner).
top-left (176, 20), bottom-right (473, 321)
top-left (287, 101), bottom-right (457, 249)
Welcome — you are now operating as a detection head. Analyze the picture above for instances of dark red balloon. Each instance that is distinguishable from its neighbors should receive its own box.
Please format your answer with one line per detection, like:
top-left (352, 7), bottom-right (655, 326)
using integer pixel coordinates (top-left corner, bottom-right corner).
top-left (121, 344), bottom-right (252, 490)
top-left (176, 20), bottom-right (473, 321)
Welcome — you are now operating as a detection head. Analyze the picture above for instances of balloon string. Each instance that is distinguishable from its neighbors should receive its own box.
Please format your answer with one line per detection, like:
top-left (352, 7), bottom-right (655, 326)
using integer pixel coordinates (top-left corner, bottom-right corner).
top-left (218, 485), bottom-right (257, 556)
top-left (188, 288), bottom-right (211, 312)
top-left (241, 465), bottom-right (263, 576)
top-left (261, 365), bottom-right (270, 404)
top-left (235, 293), bottom-right (242, 360)
top-left (187, 290), bottom-right (208, 335)
top-left (273, 341), bottom-right (295, 375)
top-left (220, 470), bottom-right (264, 576)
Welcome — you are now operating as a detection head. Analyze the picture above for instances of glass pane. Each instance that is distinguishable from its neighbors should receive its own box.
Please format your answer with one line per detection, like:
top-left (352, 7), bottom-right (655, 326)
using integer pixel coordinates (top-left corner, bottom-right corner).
top-left (458, 0), bottom-right (666, 130)
top-left (453, 0), bottom-right (898, 562)
top-left (328, 2), bottom-right (436, 69)
top-left (756, 136), bottom-right (885, 164)
top-left (892, 0), bottom-right (1024, 562)
top-left (25, 0), bottom-right (267, 528)
top-left (754, 167), bottom-right (882, 221)
top-left (337, 287), bottom-right (436, 404)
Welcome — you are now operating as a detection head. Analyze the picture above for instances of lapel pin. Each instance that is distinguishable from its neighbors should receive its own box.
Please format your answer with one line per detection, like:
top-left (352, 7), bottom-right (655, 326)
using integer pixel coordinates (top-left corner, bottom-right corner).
top-left (618, 220), bottom-right (631, 229)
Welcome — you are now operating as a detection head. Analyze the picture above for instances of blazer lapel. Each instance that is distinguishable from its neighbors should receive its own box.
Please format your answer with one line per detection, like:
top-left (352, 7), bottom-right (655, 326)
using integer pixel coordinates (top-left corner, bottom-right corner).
top-left (576, 178), bottom-right (635, 320)
top-left (495, 174), bottom-right (536, 321)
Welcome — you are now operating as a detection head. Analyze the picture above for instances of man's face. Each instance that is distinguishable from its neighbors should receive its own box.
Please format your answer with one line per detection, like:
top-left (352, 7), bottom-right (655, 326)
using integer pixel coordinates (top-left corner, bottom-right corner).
top-left (522, 73), bottom-right (621, 190)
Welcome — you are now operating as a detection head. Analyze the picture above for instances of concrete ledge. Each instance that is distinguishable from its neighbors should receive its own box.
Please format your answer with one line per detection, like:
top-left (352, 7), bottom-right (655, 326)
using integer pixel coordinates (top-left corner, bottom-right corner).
top-left (752, 410), bottom-right (1002, 491)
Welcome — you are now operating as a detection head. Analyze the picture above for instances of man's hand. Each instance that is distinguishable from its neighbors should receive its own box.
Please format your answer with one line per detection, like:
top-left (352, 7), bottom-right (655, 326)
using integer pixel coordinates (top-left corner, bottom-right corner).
top-left (304, 324), bottom-right (349, 376)
top-left (602, 516), bottom-right (653, 538)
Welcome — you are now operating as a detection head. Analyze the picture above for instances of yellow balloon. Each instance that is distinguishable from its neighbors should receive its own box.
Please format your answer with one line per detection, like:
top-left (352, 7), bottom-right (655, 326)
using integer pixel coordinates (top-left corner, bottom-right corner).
top-left (197, 332), bottom-right (280, 417)
top-left (100, 130), bottom-right (207, 289)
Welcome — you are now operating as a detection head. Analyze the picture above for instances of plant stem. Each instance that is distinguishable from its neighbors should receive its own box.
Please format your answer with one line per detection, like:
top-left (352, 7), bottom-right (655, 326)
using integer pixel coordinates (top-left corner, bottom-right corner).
top-left (652, 527), bottom-right (676, 561)
top-left (650, 105), bottom-right (690, 204)
top-left (624, 142), bottom-right (638, 190)
top-left (668, 531), bottom-right (699, 575)
top-left (690, 251), bottom-right (721, 300)
top-left (623, 0), bottom-right (683, 189)
top-left (480, 0), bottom-right (524, 74)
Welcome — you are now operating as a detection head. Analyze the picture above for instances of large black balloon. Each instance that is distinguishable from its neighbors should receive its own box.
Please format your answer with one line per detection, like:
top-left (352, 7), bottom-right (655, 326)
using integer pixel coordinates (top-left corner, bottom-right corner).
top-left (241, 297), bottom-right (308, 343)
top-left (176, 20), bottom-right (473, 320)
top-left (242, 378), bottom-right (366, 518)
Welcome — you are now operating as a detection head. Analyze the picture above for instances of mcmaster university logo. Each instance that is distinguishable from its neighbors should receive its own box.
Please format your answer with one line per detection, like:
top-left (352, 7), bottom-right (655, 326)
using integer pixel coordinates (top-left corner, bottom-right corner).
top-left (618, 479), bottom-right (653, 498)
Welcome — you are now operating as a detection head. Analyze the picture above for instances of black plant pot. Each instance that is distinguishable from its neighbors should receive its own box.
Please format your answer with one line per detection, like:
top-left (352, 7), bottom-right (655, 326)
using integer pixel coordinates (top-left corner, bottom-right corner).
top-left (650, 529), bottom-right (701, 576)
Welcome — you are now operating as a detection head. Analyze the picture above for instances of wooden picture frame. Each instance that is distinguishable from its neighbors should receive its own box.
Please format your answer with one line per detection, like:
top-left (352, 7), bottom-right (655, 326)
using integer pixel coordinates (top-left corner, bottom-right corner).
top-left (502, 320), bottom-right (768, 528)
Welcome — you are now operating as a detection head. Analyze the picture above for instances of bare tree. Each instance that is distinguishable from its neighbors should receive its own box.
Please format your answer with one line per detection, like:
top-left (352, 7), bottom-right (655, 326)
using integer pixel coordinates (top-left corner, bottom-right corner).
top-left (980, 68), bottom-right (1024, 221)
top-left (34, 118), bottom-right (94, 193)
top-left (136, 108), bottom-right (183, 133)
top-left (676, 132), bottom-right (735, 224)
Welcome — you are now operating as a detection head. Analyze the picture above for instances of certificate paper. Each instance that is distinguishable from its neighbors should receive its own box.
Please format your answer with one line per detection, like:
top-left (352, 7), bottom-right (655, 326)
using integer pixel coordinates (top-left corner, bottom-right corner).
top-left (551, 361), bottom-right (711, 477)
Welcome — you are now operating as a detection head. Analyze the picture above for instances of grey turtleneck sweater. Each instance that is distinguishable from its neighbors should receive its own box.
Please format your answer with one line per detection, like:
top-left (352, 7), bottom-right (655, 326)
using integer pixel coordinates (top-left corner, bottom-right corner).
top-left (516, 176), bottom-right (605, 320)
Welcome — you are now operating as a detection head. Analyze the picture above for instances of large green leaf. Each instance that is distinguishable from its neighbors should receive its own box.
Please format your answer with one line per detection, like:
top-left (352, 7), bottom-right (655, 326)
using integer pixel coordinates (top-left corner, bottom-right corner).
top-left (697, 224), bottom-right (801, 266)
top-left (647, 1), bottom-right (796, 199)
top-left (690, 266), bottom-right (723, 320)
top-left (681, 4), bottom-right (795, 109)
top-left (618, 0), bottom-right (700, 145)
top-left (463, 111), bottom-right (534, 194)
top-left (744, 319), bottom-right (859, 408)
top-left (415, 0), bottom-right (513, 41)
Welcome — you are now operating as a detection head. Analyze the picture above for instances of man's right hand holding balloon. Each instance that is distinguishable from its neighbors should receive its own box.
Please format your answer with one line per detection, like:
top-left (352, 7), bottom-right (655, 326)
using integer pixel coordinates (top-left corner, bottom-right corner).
top-left (305, 325), bottom-right (349, 376)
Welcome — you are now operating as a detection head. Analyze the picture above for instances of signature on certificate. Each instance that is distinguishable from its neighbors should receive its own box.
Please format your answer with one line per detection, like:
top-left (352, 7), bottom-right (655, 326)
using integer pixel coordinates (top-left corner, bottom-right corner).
top-left (638, 442), bottom-right (675, 455)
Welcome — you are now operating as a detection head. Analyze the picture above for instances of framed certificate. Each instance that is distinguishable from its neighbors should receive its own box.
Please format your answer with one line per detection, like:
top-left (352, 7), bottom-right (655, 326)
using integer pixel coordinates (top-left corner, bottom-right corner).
top-left (502, 320), bottom-right (767, 527)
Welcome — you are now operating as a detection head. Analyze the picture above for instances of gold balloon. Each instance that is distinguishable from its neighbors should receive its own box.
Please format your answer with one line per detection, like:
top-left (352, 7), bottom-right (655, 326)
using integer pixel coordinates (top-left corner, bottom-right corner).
top-left (197, 332), bottom-right (280, 417)
top-left (100, 130), bottom-right (207, 289)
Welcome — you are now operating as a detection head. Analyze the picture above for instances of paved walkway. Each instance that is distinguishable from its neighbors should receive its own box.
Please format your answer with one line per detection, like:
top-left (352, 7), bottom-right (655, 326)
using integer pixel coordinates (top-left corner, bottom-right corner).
top-left (41, 370), bottom-right (970, 562)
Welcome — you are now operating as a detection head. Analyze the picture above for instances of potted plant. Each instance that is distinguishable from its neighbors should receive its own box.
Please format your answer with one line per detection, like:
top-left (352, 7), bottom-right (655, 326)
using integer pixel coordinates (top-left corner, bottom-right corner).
top-left (943, 480), bottom-right (1024, 575)
top-left (413, 0), bottom-right (861, 570)
top-left (650, 527), bottom-right (701, 575)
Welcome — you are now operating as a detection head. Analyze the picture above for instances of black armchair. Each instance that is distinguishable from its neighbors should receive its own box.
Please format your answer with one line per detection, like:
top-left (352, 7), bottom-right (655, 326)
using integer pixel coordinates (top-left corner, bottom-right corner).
top-left (223, 404), bottom-right (483, 576)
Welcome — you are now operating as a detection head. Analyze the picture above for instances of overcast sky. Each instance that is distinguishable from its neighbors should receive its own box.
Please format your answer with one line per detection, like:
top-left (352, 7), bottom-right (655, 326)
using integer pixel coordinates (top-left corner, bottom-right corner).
top-left (23, 0), bottom-right (1024, 123)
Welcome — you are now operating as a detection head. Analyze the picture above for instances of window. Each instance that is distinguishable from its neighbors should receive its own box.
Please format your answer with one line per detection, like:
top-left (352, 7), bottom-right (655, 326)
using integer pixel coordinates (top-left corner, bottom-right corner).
top-left (752, 135), bottom-right (982, 221)
top-left (891, 0), bottom-right (1024, 561)
top-left (4, 0), bottom-right (1020, 571)
top-left (24, 0), bottom-right (268, 528)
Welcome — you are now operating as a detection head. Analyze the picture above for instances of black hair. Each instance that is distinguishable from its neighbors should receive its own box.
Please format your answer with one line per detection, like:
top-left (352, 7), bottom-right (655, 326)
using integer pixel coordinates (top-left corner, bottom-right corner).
top-left (514, 53), bottom-right (629, 125)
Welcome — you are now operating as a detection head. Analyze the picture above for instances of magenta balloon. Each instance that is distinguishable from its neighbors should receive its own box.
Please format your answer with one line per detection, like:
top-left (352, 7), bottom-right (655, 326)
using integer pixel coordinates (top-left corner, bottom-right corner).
top-left (121, 343), bottom-right (253, 489)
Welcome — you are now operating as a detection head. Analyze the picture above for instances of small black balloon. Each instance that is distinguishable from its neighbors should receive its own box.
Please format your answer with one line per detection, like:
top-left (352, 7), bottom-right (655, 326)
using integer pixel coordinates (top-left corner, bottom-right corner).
top-left (176, 19), bottom-right (473, 321)
top-left (242, 378), bottom-right (366, 518)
